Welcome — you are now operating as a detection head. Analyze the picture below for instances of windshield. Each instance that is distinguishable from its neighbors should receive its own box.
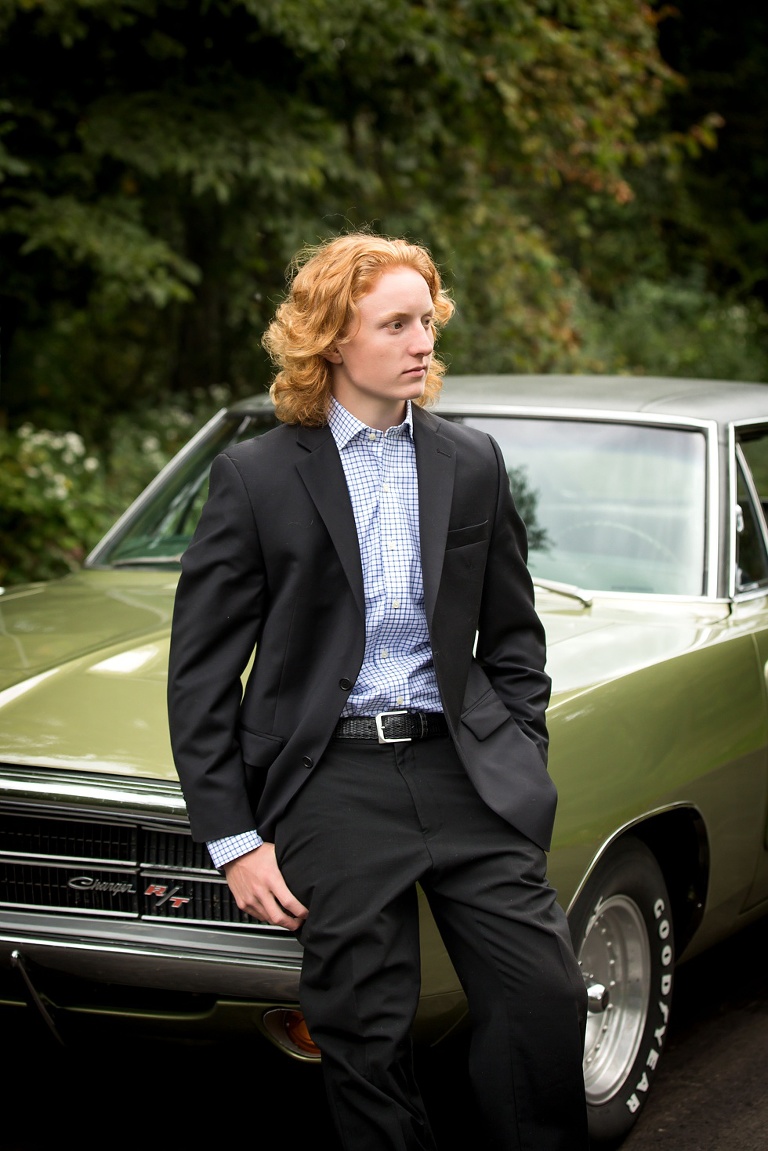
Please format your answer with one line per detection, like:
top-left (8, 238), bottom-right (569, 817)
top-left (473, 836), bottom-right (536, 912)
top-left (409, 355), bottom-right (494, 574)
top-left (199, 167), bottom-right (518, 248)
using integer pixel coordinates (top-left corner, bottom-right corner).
top-left (456, 416), bottom-right (708, 596)
top-left (88, 410), bottom-right (277, 568)
top-left (90, 409), bottom-right (708, 596)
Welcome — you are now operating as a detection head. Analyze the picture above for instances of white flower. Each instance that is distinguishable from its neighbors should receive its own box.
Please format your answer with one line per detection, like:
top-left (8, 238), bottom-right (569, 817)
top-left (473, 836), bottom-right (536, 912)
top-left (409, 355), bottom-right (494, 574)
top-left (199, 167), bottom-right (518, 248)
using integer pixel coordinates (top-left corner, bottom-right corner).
top-left (64, 432), bottom-right (85, 456)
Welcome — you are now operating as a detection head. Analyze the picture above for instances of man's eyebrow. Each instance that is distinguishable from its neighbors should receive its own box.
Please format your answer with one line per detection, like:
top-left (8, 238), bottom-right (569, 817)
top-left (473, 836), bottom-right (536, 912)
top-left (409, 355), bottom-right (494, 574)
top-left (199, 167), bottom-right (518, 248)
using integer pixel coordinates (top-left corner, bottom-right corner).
top-left (380, 306), bottom-right (436, 320)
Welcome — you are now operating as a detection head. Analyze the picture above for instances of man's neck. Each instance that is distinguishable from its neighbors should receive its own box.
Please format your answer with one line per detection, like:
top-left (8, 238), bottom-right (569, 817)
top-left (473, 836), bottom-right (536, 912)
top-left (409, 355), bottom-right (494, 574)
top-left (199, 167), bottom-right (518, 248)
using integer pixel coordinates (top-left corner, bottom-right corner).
top-left (331, 390), bottom-right (407, 432)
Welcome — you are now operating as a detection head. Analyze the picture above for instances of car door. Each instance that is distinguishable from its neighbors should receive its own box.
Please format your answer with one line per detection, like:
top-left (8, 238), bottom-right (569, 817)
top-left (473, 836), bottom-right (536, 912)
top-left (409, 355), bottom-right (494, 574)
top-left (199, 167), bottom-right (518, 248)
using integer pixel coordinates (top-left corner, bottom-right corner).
top-left (734, 429), bottom-right (768, 910)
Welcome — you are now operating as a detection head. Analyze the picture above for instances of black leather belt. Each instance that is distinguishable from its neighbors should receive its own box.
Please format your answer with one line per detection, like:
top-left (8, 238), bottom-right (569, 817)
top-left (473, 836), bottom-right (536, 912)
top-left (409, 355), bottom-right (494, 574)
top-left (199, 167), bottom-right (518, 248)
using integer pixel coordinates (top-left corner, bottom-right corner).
top-left (333, 710), bottom-right (449, 744)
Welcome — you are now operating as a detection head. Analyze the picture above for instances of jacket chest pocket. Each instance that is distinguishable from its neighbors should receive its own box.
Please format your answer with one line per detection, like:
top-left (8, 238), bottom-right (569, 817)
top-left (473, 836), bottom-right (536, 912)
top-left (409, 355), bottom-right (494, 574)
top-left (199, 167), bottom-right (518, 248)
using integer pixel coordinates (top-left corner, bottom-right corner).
top-left (445, 520), bottom-right (489, 550)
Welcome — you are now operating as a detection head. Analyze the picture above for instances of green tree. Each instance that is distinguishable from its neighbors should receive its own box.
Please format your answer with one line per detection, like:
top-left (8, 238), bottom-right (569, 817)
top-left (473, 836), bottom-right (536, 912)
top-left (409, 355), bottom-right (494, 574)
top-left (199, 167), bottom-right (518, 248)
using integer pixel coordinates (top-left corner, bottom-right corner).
top-left (659, 2), bottom-right (768, 302)
top-left (534, 3), bottom-right (768, 382)
top-left (0, 0), bottom-right (687, 440)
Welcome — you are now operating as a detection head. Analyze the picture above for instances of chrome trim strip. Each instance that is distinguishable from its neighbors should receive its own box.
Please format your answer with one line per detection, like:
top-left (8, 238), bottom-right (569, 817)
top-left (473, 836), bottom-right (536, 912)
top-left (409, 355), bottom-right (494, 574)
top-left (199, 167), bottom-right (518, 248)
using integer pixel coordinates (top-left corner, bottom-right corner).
top-left (437, 403), bottom-right (716, 430)
top-left (563, 801), bottom-right (704, 917)
top-left (705, 419), bottom-right (721, 599)
top-left (0, 935), bottom-right (302, 1000)
top-left (0, 766), bottom-right (188, 821)
top-left (0, 909), bottom-right (303, 999)
top-left (732, 436), bottom-right (768, 601)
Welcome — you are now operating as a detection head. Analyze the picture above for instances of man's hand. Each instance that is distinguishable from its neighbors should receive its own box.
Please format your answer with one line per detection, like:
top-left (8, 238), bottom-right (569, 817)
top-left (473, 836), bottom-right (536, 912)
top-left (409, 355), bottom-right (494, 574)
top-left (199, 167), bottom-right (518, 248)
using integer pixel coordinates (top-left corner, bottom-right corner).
top-left (224, 843), bottom-right (308, 930)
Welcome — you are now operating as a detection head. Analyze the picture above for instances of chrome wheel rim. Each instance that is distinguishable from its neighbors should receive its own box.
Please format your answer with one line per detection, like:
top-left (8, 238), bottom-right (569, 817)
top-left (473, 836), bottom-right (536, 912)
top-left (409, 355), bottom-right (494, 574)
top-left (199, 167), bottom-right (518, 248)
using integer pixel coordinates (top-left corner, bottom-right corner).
top-left (578, 893), bottom-right (652, 1104)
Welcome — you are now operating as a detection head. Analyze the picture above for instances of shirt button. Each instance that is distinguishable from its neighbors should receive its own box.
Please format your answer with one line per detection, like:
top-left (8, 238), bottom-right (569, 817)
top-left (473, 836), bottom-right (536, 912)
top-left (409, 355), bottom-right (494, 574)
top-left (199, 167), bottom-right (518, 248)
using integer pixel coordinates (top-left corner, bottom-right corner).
top-left (381, 648), bottom-right (389, 658)
top-left (393, 600), bottom-right (400, 609)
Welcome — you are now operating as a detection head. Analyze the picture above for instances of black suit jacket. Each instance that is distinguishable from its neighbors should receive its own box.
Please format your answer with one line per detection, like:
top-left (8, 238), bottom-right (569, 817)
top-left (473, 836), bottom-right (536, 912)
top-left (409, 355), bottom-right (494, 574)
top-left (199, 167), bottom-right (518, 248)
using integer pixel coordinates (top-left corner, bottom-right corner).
top-left (167, 405), bottom-right (557, 850)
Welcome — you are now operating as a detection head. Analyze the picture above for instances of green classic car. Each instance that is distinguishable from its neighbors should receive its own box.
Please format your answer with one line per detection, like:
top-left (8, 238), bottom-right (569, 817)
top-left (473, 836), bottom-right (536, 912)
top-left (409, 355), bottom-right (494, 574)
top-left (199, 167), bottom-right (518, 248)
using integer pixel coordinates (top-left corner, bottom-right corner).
top-left (2, 374), bottom-right (768, 1145)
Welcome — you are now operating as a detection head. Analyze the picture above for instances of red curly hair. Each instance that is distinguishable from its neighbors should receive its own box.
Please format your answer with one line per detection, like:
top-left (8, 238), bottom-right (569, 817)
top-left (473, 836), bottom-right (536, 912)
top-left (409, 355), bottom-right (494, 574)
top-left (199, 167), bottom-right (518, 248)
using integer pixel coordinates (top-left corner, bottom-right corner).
top-left (262, 233), bottom-right (455, 426)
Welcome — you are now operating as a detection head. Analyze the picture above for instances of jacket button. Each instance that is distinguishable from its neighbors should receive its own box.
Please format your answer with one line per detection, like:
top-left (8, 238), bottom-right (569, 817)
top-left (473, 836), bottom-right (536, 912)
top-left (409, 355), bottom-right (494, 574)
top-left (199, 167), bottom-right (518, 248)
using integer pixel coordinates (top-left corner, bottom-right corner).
top-left (302, 756), bottom-right (313, 769)
top-left (339, 678), bottom-right (352, 690)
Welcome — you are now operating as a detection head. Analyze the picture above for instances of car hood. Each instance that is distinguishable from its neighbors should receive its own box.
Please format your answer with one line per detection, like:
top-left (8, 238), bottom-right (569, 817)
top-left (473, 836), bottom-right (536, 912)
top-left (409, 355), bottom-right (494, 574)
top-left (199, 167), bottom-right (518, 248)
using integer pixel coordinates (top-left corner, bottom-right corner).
top-left (539, 587), bottom-right (731, 707)
top-left (0, 571), bottom-right (179, 780)
top-left (0, 573), bottom-right (730, 781)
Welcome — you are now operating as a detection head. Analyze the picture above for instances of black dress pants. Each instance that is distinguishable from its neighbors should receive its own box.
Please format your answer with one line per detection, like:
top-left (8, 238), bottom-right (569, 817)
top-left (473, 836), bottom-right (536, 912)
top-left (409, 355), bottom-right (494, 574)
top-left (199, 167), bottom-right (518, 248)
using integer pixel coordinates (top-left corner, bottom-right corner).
top-left (275, 735), bottom-right (589, 1151)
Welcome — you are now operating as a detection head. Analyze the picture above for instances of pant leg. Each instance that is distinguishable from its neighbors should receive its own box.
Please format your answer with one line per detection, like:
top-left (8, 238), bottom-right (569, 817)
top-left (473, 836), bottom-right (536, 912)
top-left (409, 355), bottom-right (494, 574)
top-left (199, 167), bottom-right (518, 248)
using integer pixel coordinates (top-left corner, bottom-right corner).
top-left (426, 862), bottom-right (589, 1150)
top-left (275, 734), bottom-right (588, 1151)
top-left (395, 737), bottom-right (589, 1151)
top-left (276, 739), bottom-right (438, 1151)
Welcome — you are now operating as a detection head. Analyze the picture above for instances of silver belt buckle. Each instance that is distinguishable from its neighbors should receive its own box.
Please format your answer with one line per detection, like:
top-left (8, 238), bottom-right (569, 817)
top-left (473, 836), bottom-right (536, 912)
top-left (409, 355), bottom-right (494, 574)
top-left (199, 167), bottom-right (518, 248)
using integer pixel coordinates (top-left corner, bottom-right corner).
top-left (375, 710), bottom-right (411, 744)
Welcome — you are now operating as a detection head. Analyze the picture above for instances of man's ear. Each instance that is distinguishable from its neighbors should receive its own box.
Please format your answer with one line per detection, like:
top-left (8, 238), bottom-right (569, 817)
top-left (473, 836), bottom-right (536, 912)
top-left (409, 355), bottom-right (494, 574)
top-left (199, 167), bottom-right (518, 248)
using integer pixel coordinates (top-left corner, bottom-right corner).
top-left (323, 347), bottom-right (343, 364)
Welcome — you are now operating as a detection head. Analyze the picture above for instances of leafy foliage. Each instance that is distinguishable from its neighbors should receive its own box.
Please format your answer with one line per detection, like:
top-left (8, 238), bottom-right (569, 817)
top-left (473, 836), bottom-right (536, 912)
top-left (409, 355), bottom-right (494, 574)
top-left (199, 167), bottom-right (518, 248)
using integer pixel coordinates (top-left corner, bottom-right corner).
top-left (0, 387), bottom-right (230, 585)
top-left (0, 0), bottom-right (689, 434)
top-left (573, 272), bottom-right (768, 382)
top-left (658, 2), bottom-right (768, 302)
top-left (1, 1), bottom-right (767, 583)
top-left (0, 423), bottom-right (109, 584)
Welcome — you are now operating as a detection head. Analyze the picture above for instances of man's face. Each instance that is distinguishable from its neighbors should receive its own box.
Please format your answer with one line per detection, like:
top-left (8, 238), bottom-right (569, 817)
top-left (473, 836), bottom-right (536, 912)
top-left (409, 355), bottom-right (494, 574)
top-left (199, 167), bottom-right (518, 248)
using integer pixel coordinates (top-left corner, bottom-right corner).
top-left (327, 265), bottom-right (436, 428)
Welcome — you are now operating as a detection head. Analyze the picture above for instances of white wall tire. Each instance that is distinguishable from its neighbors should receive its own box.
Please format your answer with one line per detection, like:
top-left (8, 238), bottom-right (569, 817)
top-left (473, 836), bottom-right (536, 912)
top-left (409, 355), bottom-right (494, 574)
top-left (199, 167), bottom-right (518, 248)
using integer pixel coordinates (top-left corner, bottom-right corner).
top-left (569, 838), bottom-right (675, 1144)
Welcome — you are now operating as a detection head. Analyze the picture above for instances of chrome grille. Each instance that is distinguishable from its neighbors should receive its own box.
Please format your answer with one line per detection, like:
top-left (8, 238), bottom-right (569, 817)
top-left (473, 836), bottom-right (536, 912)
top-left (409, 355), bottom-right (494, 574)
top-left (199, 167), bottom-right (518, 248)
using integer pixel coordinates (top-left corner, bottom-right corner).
top-left (1, 812), bottom-right (137, 862)
top-left (1, 860), bottom-right (138, 915)
top-left (0, 810), bottom-right (256, 927)
top-left (143, 826), bottom-right (210, 869)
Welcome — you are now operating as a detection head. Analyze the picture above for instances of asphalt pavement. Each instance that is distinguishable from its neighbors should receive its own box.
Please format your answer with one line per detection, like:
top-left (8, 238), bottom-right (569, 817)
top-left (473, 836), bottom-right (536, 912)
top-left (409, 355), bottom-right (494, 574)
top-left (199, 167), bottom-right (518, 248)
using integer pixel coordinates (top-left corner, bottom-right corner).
top-left (620, 914), bottom-right (768, 1150)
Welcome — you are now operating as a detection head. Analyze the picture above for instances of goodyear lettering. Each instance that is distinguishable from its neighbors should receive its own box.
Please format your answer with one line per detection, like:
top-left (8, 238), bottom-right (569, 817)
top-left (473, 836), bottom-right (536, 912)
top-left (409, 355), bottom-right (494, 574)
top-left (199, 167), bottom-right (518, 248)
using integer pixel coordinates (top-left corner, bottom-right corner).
top-left (625, 901), bottom-right (673, 1115)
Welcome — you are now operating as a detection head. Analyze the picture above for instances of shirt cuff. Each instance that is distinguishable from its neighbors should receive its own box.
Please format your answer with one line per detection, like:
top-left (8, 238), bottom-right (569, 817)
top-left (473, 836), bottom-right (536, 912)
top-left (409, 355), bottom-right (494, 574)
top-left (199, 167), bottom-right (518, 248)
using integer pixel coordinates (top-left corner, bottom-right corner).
top-left (207, 830), bottom-right (264, 870)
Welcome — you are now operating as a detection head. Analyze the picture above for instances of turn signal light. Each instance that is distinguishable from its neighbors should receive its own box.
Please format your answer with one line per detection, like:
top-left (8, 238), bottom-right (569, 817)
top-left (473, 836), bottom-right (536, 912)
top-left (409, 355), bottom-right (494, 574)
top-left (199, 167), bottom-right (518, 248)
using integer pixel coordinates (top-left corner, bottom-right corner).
top-left (262, 1007), bottom-right (322, 1060)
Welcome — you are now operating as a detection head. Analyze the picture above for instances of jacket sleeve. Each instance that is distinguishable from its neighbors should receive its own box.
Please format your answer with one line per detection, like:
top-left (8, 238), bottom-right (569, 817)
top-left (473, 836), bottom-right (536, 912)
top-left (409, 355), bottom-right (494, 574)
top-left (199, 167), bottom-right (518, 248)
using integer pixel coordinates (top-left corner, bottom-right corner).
top-left (167, 451), bottom-right (265, 842)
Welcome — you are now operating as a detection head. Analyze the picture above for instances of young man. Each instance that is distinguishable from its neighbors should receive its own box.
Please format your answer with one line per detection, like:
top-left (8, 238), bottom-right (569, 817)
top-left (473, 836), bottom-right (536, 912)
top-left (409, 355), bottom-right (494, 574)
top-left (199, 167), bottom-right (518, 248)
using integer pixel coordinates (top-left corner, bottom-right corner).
top-left (167, 233), bottom-right (589, 1150)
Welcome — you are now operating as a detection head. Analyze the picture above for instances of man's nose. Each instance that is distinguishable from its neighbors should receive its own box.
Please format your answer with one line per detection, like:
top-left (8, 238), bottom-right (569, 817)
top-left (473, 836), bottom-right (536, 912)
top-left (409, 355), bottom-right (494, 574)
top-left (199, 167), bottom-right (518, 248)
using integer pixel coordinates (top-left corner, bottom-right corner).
top-left (411, 324), bottom-right (434, 354)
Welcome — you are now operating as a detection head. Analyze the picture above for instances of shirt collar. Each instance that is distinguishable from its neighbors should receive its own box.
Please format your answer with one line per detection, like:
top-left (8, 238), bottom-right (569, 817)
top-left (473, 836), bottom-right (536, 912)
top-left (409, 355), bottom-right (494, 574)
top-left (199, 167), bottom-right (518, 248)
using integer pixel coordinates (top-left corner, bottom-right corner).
top-left (328, 396), bottom-right (414, 451)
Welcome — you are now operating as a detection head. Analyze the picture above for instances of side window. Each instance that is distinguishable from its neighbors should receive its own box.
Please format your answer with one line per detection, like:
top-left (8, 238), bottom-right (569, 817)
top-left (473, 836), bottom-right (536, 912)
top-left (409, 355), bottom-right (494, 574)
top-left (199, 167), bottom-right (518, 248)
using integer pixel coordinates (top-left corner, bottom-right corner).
top-left (736, 438), bottom-right (768, 592)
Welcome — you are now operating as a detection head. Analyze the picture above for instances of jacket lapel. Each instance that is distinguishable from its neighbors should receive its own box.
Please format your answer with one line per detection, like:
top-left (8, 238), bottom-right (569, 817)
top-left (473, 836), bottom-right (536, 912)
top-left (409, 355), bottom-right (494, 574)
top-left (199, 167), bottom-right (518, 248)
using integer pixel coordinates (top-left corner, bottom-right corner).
top-left (293, 411), bottom-right (455, 627)
top-left (294, 424), bottom-right (366, 620)
top-left (413, 407), bottom-right (456, 624)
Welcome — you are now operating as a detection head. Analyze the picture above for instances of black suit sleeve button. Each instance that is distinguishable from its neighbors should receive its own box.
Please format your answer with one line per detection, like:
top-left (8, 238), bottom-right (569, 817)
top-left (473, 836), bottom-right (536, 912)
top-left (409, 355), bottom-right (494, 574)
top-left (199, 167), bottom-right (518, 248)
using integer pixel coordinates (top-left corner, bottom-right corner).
top-left (339, 678), bottom-right (353, 690)
top-left (301, 756), bottom-right (313, 769)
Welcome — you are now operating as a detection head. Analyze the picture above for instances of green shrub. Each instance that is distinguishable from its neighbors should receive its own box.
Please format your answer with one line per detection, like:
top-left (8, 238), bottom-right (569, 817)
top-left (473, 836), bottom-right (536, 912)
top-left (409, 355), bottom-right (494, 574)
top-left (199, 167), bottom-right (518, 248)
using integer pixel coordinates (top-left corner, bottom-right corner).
top-left (0, 386), bottom-right (234, 587)
top-left (574, 274), bottom-right (768, 383)
top-left (0, 424), bottom-right (111, 585)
